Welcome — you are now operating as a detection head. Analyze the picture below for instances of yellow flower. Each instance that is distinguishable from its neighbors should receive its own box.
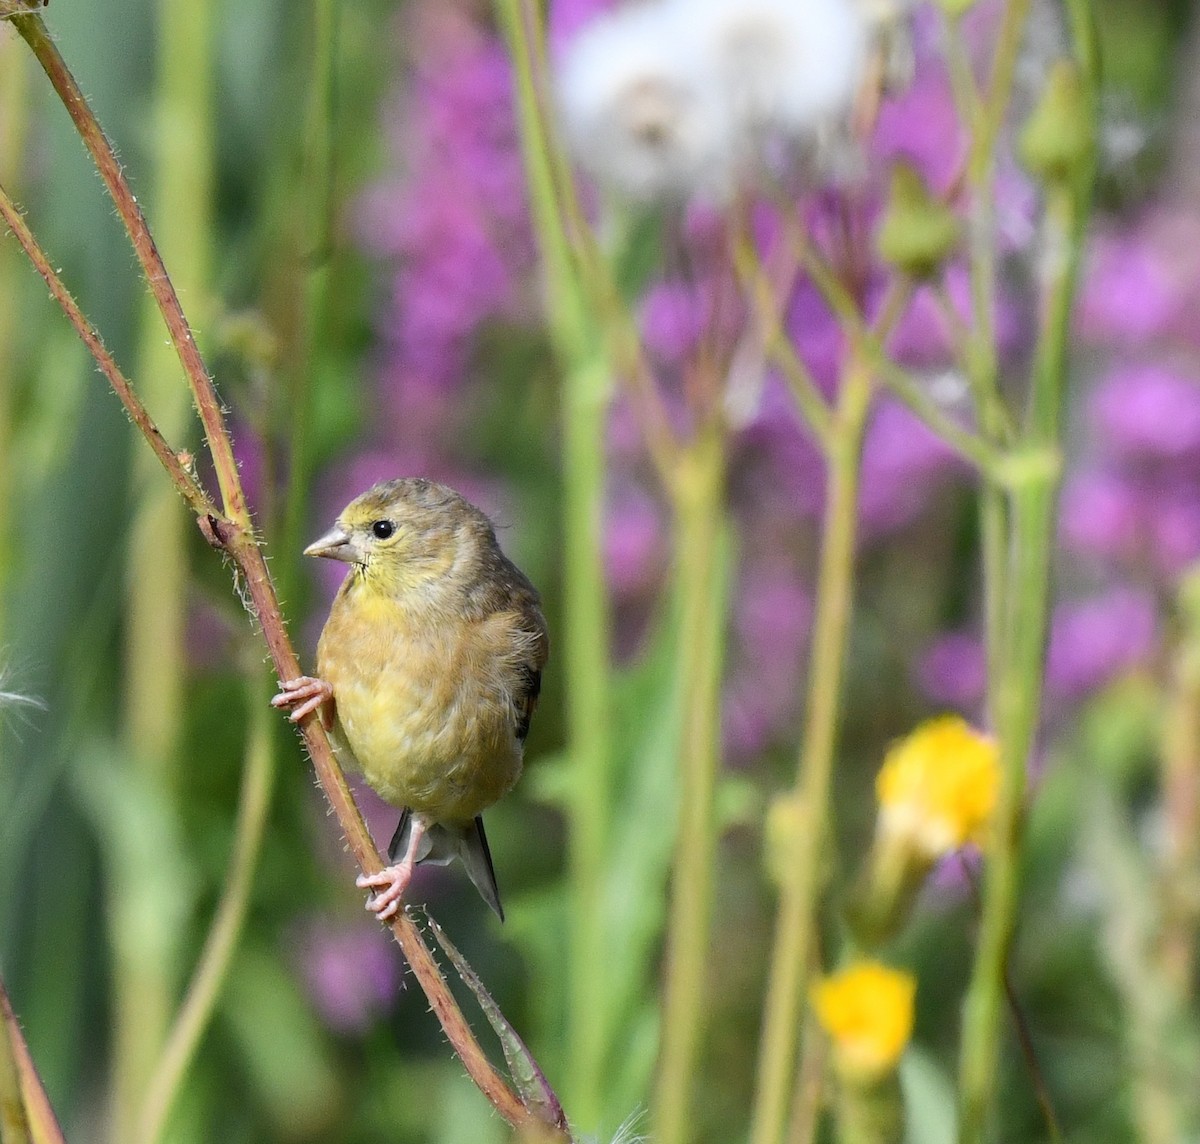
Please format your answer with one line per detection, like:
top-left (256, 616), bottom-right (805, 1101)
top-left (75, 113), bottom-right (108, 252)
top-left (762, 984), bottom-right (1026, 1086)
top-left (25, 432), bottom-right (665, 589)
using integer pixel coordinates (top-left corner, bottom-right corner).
top-left (812, 961), bottom-right (916, 1080)
top-left (875, 716), bottom-right (999, 858)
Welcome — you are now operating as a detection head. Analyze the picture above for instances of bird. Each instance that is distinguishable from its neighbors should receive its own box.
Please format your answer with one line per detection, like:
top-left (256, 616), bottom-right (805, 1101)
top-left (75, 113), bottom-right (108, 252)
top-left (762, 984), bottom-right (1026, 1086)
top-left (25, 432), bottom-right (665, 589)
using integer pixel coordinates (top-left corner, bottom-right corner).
top-left (272, 477), bottom-right (549, 922)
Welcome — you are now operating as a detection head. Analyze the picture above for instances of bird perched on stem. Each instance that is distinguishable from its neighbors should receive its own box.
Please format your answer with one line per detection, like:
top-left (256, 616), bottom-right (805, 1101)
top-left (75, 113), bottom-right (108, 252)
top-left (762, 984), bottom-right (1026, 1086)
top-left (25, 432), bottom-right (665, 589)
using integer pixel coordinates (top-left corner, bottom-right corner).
top-left (273, 478), bottom-right (549, 922)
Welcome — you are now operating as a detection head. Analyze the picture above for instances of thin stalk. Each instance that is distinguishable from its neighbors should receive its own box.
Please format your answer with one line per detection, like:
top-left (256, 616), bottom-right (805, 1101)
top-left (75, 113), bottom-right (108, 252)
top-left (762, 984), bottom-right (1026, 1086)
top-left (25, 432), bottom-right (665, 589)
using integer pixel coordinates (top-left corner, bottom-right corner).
top-left (1159, 577), bottom-right (1200, 996)
top-left (2, 44), bottom-right (558, 1132)
top-left (749, 361), bottom-right (872, 1144)
top-left (731, 232), bottom-right (833, 447)
top-left (137, 674), bottom-right (276, 1144)
top-left (654, 431), bottom-right (728, 1144)
top-left (957, 479), bottom-right (1055, 1143)
top-left (280, 0), bottom-right (338, 596)
top-left (497, 0), bottom-right (617, 1127)
top-left (957, 21), bottom-right (1096, 1122)
top-left (0, 30), bottom-right (26, 641)
top-left (113, 2), bottom-right (215, 1130)
top-left (801, 250), bottom-right (999, 475)
top-left (511, 0), bottom-right (679, 490)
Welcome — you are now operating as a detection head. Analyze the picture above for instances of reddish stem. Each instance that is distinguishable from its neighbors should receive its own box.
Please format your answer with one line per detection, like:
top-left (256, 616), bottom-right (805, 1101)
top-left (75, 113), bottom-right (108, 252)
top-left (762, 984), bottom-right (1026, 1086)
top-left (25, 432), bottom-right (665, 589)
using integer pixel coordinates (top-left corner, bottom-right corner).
top-left (3, 11), bottom-right (562, 1134)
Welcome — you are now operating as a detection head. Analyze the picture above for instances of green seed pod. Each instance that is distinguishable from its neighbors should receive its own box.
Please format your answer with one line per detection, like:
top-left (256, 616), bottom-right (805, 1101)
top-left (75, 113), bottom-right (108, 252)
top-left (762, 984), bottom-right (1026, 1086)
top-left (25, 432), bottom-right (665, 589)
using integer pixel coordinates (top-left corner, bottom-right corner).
top-left (876, 163), bottom-right (960, 279)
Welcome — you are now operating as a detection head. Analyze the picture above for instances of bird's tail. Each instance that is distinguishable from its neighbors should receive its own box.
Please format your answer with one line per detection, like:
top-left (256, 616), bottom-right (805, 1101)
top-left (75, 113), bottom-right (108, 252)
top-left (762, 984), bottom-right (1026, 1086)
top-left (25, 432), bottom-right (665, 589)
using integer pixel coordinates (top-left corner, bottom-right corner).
top-left (388, 810), bottom-right (504, 922)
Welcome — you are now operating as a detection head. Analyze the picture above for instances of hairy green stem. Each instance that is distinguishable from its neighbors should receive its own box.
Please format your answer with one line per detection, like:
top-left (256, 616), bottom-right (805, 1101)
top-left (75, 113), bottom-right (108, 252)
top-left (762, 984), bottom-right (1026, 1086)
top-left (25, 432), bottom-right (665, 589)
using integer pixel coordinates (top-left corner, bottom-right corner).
top-left (654, 432), bottom-right (728, 1144)
top-left (749, 361), bottom-right (872, 1144)
top-left (136, 675), bottom-right (276, 1144)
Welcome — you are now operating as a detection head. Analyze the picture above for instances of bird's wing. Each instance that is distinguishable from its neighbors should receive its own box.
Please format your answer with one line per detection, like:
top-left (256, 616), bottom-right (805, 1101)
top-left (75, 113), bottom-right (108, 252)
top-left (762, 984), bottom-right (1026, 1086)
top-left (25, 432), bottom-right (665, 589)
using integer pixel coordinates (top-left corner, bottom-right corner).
top-left (513, 661), bottom-right (542, 744)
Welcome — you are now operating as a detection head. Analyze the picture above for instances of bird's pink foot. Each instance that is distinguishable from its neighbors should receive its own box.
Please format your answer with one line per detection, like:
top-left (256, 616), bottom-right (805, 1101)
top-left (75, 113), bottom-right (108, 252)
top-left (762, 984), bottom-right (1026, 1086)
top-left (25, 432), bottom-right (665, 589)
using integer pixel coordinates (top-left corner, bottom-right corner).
top-left (271, 675), bottom-right (334, 724)
top-left (356, 864), bottom-right (414, 921)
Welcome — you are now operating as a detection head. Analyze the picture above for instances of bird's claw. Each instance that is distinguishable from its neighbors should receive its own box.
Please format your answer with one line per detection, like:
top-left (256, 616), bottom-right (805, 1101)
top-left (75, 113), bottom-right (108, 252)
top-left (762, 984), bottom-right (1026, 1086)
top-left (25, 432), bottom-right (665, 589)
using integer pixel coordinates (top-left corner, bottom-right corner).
top-left (271, 675), bottom-right (334, 724)
top-left (357, 864), bottom-right (413, 921)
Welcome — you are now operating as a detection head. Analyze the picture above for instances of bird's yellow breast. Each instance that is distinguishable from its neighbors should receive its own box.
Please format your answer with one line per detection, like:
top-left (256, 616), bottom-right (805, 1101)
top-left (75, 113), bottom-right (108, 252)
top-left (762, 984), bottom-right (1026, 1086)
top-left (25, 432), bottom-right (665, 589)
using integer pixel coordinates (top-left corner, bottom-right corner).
top-left (317, 584), bottom-right (523, 823)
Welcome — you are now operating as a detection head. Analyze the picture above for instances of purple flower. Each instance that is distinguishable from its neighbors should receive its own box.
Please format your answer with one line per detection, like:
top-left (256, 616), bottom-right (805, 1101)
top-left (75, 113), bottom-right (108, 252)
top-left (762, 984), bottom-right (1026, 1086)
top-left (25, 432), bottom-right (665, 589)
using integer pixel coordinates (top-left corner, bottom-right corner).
top-left (295, 919), bottom-right (403, 1035)
top-left (640, 280), bottom-right (713, 366)
top-left (1090, 364), bottom-right (1200, 465)
top-left (1044, 587), bottom-right (1158, 701)
top-left (723, 569), bottom-right (812, 758)
top-left (547, 0), bottom-right (616, 61)
top-left (1058, 469), bottom-right (1142, 561)
top-left (858, 398), bottom-right (961, 538)
top-left (1077, 211), bottom-right (1200, 348)
top-left (873, 65), bottom-right (965, 193)
top-left (604, 481), bottom-right (667, 598)
top-left (361, 0), bottom-right (532, 428)
top-left (916, 632), bottom-right (986, 710)
top-left (1149, 481), bottom-right (1200, 575)
top-left (889, 264), bottom-right (1025, 369)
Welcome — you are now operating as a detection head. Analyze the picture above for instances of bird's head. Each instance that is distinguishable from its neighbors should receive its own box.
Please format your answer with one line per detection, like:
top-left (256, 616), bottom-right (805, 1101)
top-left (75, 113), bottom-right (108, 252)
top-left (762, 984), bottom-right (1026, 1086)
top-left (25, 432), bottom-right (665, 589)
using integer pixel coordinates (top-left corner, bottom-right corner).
top-left (305, 478), bottom-right (492, 599)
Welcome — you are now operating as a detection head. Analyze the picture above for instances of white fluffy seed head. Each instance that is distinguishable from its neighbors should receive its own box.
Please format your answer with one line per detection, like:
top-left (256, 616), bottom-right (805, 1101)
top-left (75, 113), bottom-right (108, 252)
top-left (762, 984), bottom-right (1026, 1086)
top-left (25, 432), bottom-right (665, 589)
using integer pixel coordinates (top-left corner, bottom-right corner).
top-left (679, 0), bottom-right (869, 139)
top-left (555, 0), bottom-right (869, 201)
top-left (555, 3), bottom-right (739, 202)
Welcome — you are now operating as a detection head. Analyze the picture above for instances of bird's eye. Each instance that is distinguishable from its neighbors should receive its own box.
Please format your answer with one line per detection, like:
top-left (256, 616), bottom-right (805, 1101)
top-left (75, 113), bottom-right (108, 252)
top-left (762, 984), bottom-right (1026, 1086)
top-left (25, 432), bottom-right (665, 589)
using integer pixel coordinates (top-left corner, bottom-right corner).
top-left (371, 520), bottom-right (395, 540)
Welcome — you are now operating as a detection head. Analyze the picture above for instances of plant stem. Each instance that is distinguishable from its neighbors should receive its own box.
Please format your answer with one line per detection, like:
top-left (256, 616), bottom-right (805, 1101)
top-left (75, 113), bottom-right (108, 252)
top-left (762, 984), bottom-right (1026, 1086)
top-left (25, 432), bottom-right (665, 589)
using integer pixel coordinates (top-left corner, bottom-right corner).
top-left (497, 0), bottom-right (618, 1127)
top-left (280, 0), bottom-right (338, 595)
top-left (749, 360), bottom-right (872, 1144)
top-left (654, 431), bottom-right (728, 1144)
top-left (957, 21), bottom-right (1096, 1118)
top-left (136, 673), bottom-right (276, 1144)
top-left (0, 28), bottom-right (26, 643)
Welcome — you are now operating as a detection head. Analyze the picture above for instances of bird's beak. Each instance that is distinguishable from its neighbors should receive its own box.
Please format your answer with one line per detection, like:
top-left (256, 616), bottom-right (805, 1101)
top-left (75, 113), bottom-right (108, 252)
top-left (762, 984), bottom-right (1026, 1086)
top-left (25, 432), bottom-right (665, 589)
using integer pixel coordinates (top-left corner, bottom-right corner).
top-left (303, 525), bottom-right (363, 564)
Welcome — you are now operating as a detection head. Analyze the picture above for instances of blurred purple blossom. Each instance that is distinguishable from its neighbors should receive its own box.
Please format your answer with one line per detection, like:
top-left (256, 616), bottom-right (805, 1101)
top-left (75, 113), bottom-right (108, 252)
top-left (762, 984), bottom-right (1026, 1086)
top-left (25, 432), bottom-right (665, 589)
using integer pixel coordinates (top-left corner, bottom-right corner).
top-left (872, 63), bottom-right (964, 193)
top-left (858, 399), bottom-right (961, 538)
top-left (1090, 364), bottom-right (1200, 466)
top-left (916, 632), bottom-right (986, 710)
top-left (295, 918), bottom-right (403, 1035)
top-left (640, 279), bottom-right (714, 366)
top-left (548, 0), bottom-right (616, 61)
top-left (360, 0), bottom-right (531, 428)
top-left (1078, 212), bottom-right (1200, 347)
top-left (1044, 587), bottom-right (1158, 701)
top-left (1059, 469), bottom-right (1142, 562)
top-left (723, 569), bottom-right (812, 759)
top-left (604, 480), bottom-right (668, 598)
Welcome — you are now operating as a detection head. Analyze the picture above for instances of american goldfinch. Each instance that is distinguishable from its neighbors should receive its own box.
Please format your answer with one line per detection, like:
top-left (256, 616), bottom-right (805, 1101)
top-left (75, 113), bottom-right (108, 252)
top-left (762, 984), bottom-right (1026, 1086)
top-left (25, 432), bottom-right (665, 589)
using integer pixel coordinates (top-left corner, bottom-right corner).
top-left (273, 478), bottom-right (549, 921)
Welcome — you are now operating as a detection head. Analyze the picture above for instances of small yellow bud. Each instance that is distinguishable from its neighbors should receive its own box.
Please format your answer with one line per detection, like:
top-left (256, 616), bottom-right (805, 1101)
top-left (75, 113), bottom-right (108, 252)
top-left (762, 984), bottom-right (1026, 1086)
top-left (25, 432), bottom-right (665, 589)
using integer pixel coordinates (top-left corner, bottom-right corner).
top-left (812, 961), bottom-right (916, 1080)
top-left (934, 0), bottom-right (977, 16)
top-left (876, 716), bottom-right (999, 858)
top-left (764, 793), bottom-right (809, 890)
top-left (876, 162), bottom-right (960, 278)
top-left (1019, 60), bottom-right (1093, 185)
